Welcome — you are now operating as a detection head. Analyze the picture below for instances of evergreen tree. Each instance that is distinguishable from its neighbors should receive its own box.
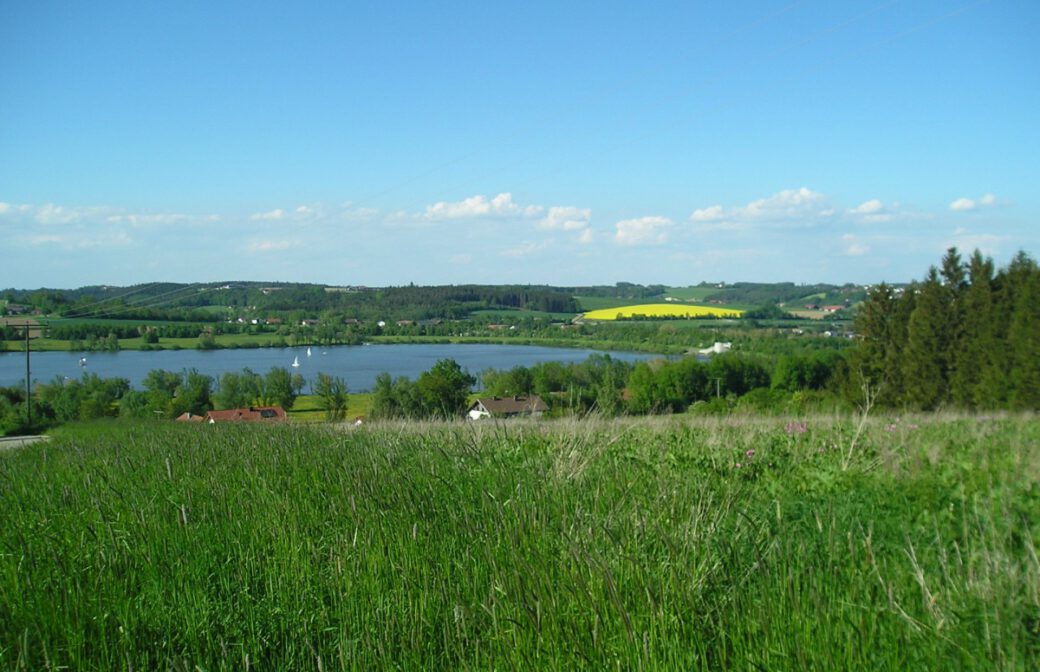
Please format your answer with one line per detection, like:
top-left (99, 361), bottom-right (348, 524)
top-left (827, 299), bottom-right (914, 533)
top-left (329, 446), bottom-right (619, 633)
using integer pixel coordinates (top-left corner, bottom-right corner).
top-left (938, 248), bottom-right (967, 394)
top-left (849, 283), bottom-right (903, 405)
top-left (1007, 255), bottom-right (1040, 408)
top-left (903, 269), bottom-right (950, 409)
top-left (951, 251), bottom-right (995, 407)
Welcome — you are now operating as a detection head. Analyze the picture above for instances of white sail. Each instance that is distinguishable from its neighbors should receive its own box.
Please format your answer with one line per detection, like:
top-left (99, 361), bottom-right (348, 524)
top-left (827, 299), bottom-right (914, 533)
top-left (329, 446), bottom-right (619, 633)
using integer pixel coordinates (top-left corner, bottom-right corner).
top-left (292, 356), bottom-right (300, 368)
top-left (307, 347), bottom-right (312, 357)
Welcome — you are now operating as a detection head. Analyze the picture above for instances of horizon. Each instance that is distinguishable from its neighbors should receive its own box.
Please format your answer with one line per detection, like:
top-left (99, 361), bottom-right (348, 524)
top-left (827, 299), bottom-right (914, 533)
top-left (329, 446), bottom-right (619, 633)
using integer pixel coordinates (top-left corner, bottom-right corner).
top-left (2, 1), bottom-right (1037, 288)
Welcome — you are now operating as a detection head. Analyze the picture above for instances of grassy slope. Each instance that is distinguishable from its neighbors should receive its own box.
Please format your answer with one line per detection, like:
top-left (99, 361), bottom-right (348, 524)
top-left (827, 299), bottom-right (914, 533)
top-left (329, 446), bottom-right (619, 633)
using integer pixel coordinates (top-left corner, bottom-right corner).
top-left (287, 393), bottom-right (374, 422)
top-left (1, 415), bottom-right (1037, 669)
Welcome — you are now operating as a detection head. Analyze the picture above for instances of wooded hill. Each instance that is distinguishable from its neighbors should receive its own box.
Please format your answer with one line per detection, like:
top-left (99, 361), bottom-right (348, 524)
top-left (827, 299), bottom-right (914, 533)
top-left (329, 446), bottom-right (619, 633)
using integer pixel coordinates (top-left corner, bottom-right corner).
top-left (3, 281), bottom-right (868, 323)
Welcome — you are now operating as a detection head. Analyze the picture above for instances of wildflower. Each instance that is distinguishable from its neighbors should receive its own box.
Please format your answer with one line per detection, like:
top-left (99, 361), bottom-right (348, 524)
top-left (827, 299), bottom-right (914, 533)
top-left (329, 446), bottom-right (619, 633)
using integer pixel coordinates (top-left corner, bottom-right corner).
top-left (785, 421), bottom-right (807, 434)
top-left (735, 463), bottom-right (742, 469)
top-left (745, 449), bottom-right (755, 457)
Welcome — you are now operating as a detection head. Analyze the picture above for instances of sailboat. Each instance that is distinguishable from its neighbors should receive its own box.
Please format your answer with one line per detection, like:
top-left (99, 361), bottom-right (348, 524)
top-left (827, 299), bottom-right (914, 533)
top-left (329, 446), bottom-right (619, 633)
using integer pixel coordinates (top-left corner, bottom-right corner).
top-left (292, 355), bottom-right (300, 368)
top-left (306, 347), bottom-right (312, 357)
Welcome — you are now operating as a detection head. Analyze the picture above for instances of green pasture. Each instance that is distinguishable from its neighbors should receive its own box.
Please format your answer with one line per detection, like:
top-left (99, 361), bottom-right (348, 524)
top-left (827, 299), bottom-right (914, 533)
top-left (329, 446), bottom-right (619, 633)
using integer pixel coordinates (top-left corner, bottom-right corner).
top-left (662, 285), bottom-right (718, 301)
top-left (471, 309), bottom-right (577, 321)
top-left (288, 393), bottom-right (374, 423)
top-left (574, 295), bottom-right (647, 311)
top-left (1, 414), bottom-right (1036, 669)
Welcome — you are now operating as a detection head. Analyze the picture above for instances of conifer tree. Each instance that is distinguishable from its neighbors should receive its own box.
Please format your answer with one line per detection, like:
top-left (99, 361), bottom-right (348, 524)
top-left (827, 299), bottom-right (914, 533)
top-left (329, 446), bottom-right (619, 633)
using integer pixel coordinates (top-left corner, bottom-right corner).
top-left (849, 283), bottom-right (897, 403)
top-left (903, 269), bottom-right (950, 409)
top-left (951, 251), bottom-right (995, 408)
top-left (1007, 255), bottom-right (1040, 409)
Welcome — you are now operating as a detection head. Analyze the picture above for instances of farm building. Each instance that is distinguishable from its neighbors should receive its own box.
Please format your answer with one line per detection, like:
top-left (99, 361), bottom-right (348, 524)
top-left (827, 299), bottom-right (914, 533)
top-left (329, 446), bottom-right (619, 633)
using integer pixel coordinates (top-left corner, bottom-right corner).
top-left (468, 395), bottom-right (548, 420)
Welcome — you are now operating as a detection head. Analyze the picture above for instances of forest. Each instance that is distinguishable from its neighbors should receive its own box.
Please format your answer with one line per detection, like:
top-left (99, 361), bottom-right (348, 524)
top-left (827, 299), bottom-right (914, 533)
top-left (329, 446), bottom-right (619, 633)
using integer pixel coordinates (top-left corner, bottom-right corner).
top-left (848, 248), bottom-right (1040, 410)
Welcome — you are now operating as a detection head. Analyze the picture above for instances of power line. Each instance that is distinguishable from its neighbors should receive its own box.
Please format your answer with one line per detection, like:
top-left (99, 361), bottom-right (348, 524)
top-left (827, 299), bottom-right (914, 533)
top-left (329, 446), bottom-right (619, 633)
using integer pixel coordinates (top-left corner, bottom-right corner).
top-left (58, 283), bottom-right (214, 320)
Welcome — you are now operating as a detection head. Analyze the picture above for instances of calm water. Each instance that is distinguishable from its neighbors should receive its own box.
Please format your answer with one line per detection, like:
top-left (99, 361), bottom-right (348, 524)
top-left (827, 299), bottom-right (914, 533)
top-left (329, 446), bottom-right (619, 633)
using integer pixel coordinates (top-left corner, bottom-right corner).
top-left (0, 343), bottom-right (663, 392)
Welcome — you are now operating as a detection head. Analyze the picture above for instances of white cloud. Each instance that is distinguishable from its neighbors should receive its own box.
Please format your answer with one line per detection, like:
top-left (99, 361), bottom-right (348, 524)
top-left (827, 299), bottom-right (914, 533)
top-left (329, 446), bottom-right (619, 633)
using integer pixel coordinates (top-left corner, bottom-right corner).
top-left (690, 205), bottom-right (725, 222)
top-left (847, 199), bottom-right (901, 224)
top-left (34, 203), bottom-right (101, 225)
top-left (538, 206), bottom-right (591, 231)
top-left (0, 201), bottom-right (216, 233)
top-left (850, 199), bottom-right (883, 215)
top-left (106, 213), bottom-right (195, 226)
top-left (501, 240), bottom-right (551, 257)
top-left (425, 192), bottom-right (542, 220)
top-left (615, 216), bottom-right (673, 246)
top-left (842, 234), bottom-right (870, 256)
top-left (251, 208), bottom-right (286, 221)
top-left (950, 193), bottom-right (998, 212)
top-left (738, 187), bottom-right (827, 219)
top-left (245, 239), bottom-right (300, 253)
top-left (578, 228), bottom-right (594, 244)
top-left (689, 187), bottom-right (831, 231)
top-left (948, 231), bottom-right (1004, 256)
top-left (22, 231), bottom-right (132, 249)
top-left (249, 204), bottom-right (326, 223)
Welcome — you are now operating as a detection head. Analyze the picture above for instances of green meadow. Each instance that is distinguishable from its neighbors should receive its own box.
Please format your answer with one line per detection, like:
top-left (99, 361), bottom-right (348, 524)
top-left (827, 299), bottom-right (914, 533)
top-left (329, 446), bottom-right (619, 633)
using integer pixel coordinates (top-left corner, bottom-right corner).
top-left (1, 415), bottom-right (1037, 669)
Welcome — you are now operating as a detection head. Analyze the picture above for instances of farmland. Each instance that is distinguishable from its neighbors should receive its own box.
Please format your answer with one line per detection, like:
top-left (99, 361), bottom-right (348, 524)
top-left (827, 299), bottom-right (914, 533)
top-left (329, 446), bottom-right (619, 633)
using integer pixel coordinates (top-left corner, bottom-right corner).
top-left (1, 415), bottom-right (1036, 669)
top-left (583, 303), bottom-right (745, 320)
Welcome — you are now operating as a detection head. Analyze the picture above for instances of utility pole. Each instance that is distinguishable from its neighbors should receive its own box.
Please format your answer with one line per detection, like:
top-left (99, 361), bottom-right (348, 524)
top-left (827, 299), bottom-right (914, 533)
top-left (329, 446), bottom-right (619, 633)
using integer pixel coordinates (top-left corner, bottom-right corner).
top-left (23, 322), bottom-right (31, 426)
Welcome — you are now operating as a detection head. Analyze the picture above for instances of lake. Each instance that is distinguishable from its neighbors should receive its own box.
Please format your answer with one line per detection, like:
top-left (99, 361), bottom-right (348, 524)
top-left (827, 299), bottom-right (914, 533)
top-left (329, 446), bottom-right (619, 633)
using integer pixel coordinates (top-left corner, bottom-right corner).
top-left (0, 343), bottom-right (664, 392)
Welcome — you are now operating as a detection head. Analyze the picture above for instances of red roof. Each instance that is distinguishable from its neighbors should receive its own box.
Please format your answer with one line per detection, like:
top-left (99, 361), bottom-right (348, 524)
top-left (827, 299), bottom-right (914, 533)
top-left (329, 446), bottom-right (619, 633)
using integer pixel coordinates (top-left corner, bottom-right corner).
top-left (205, 406), bottom-right (286, 423)
top-left (175, 412), bottom-right (206, 422)
top-left (470, 395), bottom-right (548, 416)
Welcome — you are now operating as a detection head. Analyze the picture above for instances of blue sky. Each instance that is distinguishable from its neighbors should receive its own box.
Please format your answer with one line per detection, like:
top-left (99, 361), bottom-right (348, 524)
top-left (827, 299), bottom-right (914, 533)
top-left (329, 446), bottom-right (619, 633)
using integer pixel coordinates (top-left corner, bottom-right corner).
top-left (2, 0), bottom-right (1037, 288)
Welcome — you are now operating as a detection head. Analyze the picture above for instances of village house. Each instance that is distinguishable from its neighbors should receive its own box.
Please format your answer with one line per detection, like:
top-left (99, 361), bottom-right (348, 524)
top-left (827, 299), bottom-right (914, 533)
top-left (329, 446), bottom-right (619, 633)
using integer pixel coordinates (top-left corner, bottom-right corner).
top-left (177, 407), bottom-right (287, 423)
top-left (467, 395), bottom-right (548, 420)
top-left (698, 341), bottom-right (732, 355)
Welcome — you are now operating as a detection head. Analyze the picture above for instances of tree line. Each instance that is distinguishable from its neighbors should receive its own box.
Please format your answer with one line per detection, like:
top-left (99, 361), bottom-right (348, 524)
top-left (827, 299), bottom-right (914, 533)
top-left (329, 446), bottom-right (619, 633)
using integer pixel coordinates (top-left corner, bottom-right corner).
top-left (0, 366), bottom-right (352, 434)
top-left (848, 248), bottom-right (1039, 410)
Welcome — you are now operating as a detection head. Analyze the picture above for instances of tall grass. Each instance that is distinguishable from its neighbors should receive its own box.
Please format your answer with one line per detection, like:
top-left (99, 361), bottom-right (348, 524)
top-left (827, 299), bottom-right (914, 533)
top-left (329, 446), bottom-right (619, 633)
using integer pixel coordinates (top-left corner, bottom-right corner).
top-left (0, 415), bottom-right (1037, 669)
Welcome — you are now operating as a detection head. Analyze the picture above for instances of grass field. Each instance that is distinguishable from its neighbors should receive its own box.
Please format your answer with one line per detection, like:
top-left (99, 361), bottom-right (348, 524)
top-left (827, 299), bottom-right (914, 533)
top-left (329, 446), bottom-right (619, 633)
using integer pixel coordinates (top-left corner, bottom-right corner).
top-left (662, 286), bottom-right (719, 301)
top-left (287, 393), bottom-right (374, 423)
top-left (574, 295), bottom-right (654, 311)
top-left (471, 309), bottom-right (578, 321)
top-left (584, 303), bottom-right (745, 320)
top-left (1, 414), bottom-right (1036, 669)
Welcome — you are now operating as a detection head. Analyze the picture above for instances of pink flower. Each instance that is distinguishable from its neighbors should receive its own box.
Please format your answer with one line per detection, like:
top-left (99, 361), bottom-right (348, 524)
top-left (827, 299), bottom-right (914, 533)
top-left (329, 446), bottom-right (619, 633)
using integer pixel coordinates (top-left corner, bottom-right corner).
top-left (785, 421), bottom-right (808, 434)
top-left (745, 449), bottom-right (755, 457)
top-left (735, 463), bottom-right (742, 469)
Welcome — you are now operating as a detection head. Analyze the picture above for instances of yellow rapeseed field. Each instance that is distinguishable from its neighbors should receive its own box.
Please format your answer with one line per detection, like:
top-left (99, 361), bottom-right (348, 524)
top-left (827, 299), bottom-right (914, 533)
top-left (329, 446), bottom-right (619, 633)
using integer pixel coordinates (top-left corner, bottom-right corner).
top-left (583, 303), bottom-right (744, 320)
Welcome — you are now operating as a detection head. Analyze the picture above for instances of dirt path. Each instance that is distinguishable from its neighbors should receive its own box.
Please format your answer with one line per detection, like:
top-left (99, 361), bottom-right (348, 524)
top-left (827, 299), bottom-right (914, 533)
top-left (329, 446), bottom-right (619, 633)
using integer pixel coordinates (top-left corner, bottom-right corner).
top-left (0, 435), bottom-right (49, 451)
